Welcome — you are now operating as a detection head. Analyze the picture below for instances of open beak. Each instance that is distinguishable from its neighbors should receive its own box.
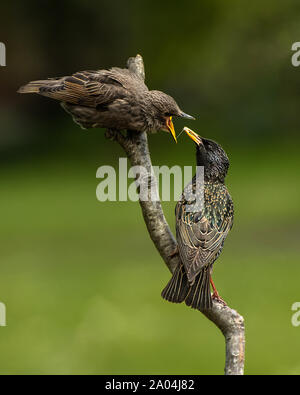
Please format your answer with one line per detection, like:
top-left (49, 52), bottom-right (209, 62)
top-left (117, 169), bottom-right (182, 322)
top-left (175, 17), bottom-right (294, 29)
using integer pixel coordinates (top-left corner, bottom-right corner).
top-left (179, 112), bottom-right (195, 120)
top-left (183, 127), bottom-right (203, 145)
top-left (167, 116), bottom-right (177, 143)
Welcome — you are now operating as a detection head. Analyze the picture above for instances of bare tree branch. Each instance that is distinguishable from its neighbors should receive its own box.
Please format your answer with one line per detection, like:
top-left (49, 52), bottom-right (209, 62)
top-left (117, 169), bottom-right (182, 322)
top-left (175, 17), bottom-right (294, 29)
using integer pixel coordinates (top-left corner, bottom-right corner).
top-left (105, 55), bottom-right (245, 375)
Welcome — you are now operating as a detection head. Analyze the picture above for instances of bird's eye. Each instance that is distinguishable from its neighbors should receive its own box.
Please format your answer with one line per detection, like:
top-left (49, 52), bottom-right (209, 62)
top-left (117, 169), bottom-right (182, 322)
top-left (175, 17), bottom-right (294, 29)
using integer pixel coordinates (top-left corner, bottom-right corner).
top-left (165, 112), bottom-right (173, 117)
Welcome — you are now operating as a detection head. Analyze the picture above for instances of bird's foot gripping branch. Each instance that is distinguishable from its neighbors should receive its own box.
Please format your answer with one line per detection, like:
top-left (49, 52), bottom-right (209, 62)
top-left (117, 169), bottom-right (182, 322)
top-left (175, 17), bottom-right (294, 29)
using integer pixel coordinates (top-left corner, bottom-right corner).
top-left (106, 55), bottom-right (245, 376)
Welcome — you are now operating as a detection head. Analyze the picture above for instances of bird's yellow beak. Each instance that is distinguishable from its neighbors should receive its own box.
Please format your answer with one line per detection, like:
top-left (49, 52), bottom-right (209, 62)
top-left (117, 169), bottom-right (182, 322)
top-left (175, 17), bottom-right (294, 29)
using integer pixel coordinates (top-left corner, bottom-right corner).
top-left (183, 127), bottom-right (203, 145)
top-left (167, 116), bottom-right (177, 143)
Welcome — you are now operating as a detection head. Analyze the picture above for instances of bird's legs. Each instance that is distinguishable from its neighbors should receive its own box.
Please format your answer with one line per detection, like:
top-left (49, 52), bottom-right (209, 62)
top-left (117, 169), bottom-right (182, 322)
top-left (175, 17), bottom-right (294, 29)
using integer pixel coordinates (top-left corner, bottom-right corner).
top-left (210, 276), bottom-right (227, 306)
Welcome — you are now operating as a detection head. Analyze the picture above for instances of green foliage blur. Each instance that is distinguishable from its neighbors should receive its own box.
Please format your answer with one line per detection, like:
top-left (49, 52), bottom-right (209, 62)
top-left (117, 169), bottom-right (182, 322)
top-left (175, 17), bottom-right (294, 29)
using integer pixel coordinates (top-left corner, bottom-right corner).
top-left (0, 0), bottom-right (300, 375)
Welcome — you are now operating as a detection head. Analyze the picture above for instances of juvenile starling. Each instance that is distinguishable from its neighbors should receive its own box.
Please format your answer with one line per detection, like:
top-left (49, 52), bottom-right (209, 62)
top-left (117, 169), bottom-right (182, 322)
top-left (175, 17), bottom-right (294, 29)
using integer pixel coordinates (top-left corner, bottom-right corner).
top-left (18, 59), bottom-right (194, 142)
top-left (162, 127), bottom-right (234, 310)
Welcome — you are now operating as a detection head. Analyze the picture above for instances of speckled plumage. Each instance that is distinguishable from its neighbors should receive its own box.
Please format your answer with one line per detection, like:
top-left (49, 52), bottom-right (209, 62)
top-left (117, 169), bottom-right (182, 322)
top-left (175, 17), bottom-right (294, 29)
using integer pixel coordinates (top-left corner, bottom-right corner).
top-left (18, 61), bottom-right (193, 136)
top-left (162, 130), bottom-right (234, 310)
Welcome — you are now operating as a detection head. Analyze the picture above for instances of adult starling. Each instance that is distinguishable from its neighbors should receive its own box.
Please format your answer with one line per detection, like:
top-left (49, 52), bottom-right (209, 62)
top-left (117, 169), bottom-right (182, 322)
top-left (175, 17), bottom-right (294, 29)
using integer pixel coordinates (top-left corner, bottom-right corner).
top-left (162, 127), bottom-right (234, 310)
top-left (18, 60), bottom-right (194, 142)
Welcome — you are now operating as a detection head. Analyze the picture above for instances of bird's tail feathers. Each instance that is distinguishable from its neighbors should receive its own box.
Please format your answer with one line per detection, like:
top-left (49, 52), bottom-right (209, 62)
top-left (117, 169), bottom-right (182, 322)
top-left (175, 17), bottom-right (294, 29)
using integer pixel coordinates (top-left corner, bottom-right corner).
top-left (17, 79), bottom-right (63, 94)
top-left (161, 263), bottom-right (190, 303)
top-left (18, 80), bottom-right (48, 94)
top-left (185, 268), bottom-right (212, 310)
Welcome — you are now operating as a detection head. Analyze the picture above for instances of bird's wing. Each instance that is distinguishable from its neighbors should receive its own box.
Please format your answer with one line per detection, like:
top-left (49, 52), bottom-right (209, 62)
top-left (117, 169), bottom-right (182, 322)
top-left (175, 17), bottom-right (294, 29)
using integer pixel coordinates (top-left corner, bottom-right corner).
top-left (176, 185), bottom-right (234, 283)
top-left (107, 67), bottom-right (148, 92)
top-left (18, 69), bottom-right (135, 107)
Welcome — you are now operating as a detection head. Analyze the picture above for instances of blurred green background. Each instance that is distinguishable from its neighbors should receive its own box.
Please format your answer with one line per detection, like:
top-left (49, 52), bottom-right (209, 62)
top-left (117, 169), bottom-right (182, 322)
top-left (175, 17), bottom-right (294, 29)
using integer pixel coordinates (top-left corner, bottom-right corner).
top-left (1, 0), bottom-right (300, 375)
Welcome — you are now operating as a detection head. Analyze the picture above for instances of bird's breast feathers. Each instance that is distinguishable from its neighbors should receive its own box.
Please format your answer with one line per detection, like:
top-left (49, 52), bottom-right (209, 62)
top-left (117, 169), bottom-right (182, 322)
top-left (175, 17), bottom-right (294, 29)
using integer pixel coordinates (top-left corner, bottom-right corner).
top-left (176, 182), bottom-right (234, 282)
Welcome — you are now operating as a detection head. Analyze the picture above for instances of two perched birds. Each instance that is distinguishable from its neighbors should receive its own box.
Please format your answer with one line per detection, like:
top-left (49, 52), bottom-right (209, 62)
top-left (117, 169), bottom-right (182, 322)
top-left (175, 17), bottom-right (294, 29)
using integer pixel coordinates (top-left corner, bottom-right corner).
top-left (18, 58), bottom-right (233, 310)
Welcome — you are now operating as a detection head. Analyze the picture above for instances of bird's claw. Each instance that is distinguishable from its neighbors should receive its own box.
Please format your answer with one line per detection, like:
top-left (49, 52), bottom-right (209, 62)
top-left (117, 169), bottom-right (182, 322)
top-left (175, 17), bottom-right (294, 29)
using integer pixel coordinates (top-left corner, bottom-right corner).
top-left (212, 292), bottom-right (227, 306)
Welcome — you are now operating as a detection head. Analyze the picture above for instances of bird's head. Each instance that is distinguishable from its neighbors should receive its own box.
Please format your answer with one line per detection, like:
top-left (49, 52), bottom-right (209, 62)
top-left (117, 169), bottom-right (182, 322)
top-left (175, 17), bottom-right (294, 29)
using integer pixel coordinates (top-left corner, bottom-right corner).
top-left (183, 127), bottom-right (229, 182)
top-left (149, 91), bottom-right (194, 142)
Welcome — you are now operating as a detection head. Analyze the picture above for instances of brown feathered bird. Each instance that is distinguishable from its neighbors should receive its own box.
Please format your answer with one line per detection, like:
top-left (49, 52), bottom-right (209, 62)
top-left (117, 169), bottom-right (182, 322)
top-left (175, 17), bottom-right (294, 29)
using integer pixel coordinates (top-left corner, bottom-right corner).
top-left (162, 127), bottom-right (234, 310)
top-left (18, 58), bottom-right (194, 142)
